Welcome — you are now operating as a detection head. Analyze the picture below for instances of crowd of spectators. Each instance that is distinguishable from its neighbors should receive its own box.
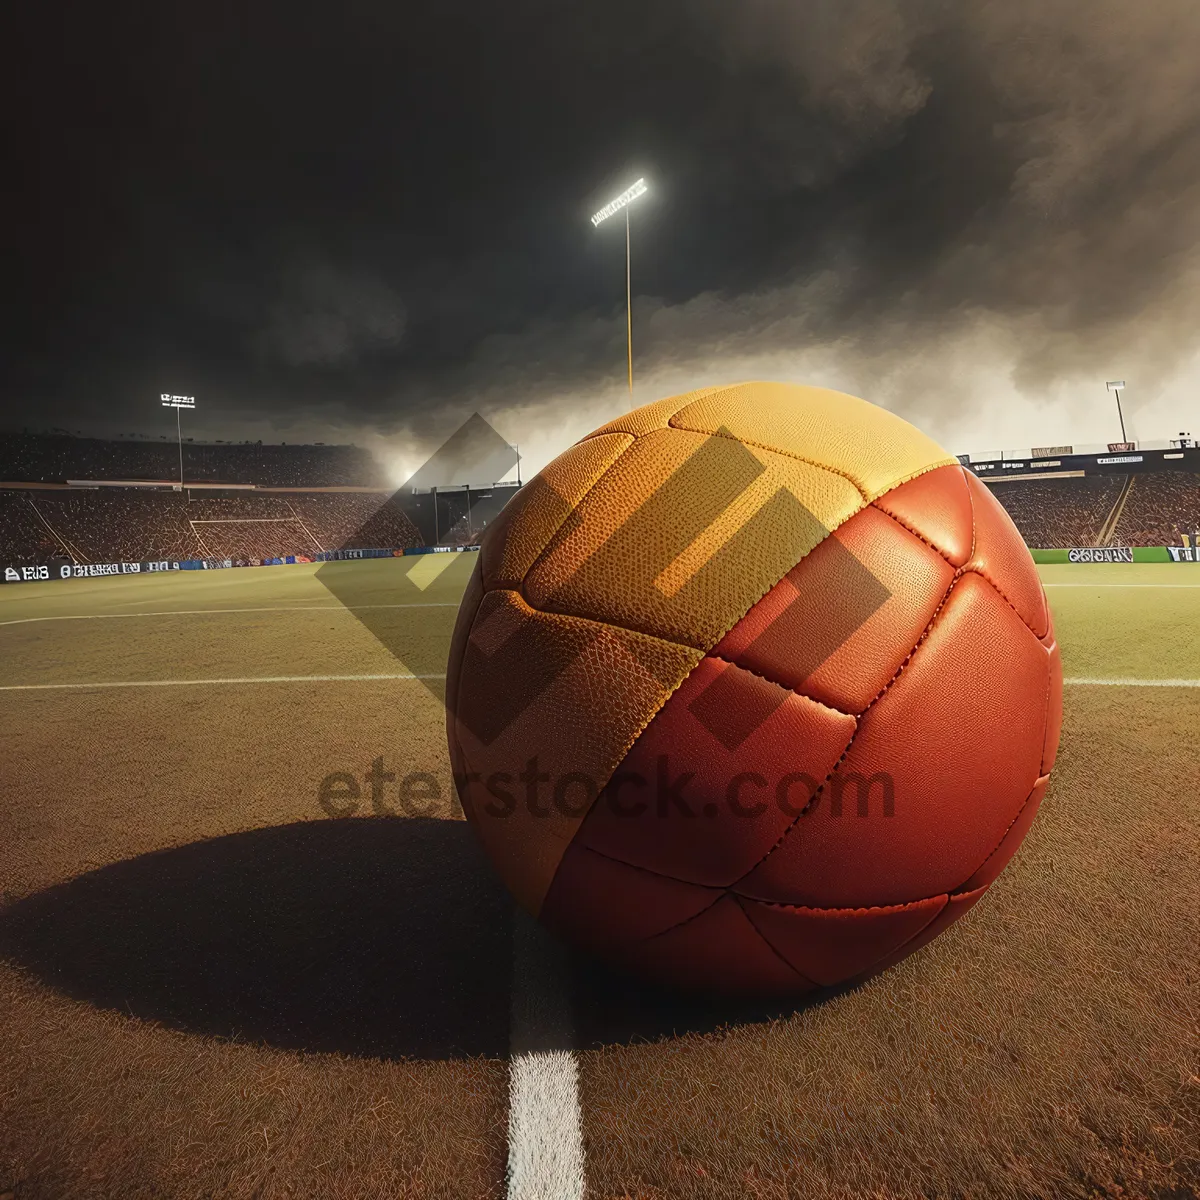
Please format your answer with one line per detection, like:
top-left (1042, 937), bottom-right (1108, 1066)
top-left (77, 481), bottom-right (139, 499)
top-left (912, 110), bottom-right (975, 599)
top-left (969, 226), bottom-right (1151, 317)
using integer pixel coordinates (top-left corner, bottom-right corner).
top-left (1111, 472), bottom-right (1200, 546)
top-left (0, 487), bottom-right (423, 564)
top-left (0, 492), bottom-right (67, 562)
top-left (5, 467), bottom-right (1198, 567)
top-left (985, 476), bottom-right (1127, 548)
top-left (0, 432), bottom-right (389, 487)
top-left (289, 492), bottom-right (422, 551)
top-left (16, 491), bottom-right (207, 562)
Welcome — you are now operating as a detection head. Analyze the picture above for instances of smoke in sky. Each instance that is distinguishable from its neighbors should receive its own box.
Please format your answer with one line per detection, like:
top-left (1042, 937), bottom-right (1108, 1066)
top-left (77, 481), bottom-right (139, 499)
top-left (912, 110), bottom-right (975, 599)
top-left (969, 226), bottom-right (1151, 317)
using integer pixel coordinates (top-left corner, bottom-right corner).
top-left (437, 0), bottom-right (1200, 476)
top-left (4, 0), bottom-right (1199, 475)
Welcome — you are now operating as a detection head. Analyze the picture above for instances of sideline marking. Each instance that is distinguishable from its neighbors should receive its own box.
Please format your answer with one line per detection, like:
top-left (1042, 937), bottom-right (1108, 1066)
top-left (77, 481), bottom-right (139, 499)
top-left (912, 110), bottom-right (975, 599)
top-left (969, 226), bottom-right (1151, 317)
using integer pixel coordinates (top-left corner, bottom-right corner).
top-left (1064, 677), bottom-right (1200, 688)
top-left (507, 910), bottom-right (585, 1200)
top-left (1043, 582), bottom-right (1200, 588)
top-left (0, 603), bottom-right (460, 628)
top-left (0, 673), bottom-right (446, 692)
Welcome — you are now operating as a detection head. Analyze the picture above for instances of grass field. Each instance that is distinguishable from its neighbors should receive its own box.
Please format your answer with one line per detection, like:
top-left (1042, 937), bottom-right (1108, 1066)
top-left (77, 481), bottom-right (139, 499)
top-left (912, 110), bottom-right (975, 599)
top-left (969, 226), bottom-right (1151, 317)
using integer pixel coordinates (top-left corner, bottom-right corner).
top-left (0, 556), bottom-right (1197, 1199)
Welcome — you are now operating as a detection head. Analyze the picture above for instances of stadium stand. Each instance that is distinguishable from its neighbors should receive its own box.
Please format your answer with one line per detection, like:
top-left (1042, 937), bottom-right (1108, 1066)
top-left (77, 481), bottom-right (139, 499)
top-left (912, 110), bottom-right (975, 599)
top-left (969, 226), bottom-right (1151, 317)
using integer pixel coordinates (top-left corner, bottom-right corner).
top-left (22, 491), bottom-right (206, 561)
top-left (0, 491), bottom-right (67, 561)
top-left (290, 493), bottom-right (423, 552)
top-left (984, 476), bottom-right (1127, 548)
top-left (4, 428), bottom-right (1197, 565)
top-left (0, 488), bottom-right (423, 564)
top-left (0, 432), bottom-right (388, 487)
top-left (1110, 471), bottom-right (1200, 546)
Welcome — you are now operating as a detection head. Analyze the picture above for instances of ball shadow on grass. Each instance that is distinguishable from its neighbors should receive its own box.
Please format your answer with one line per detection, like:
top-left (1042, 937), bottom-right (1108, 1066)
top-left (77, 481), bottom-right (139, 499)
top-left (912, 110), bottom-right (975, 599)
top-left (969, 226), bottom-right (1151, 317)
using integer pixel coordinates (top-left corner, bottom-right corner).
top-left (0, 816), bottom-right (830, 1061)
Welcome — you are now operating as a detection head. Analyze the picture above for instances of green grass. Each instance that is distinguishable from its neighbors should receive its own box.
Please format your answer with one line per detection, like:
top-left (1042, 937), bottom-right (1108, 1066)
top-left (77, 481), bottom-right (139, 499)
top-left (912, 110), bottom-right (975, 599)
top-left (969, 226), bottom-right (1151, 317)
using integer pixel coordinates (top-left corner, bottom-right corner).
top-left (0, 556), bottom-right (1196, 1199)
top-left (1039, 563), bottom-right (1200, 680)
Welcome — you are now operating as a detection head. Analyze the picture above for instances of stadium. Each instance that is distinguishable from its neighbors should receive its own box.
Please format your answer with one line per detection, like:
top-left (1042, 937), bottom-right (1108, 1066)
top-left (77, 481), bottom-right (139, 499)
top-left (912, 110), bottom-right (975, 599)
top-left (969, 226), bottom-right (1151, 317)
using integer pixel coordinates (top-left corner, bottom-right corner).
top-left (0, 422), bottom-right (1197, 1198)
top-left (3, 429), bottom-right (1199, 574)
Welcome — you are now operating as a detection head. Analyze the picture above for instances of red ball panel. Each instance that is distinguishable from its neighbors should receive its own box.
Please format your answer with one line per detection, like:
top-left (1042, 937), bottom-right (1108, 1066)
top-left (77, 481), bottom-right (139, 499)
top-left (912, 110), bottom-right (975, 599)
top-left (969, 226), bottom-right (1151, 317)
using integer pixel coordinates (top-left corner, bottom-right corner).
top-left (741, 894), bottom-right (948, 987)
top-left (844, 885), bottom-right (990, 987)
top-left (871, 462), bottom-right (975, 567)
top-left (571, 657), bottom-right (856, 887)
top-left (1043, 637), bottom-right (1063, 774)
top-left (962, 469), bottom-right (1050, 638)
top-left (958, 774), bottom-right (1049, 892)
top-left (733, 572), bottom-right (1050, 908)
top-left (540, 842), bottom-right (722, 953)
top-left (619, 896), bottom-right (818, 993)
top-left (712, 502), bottom-right (955, 714)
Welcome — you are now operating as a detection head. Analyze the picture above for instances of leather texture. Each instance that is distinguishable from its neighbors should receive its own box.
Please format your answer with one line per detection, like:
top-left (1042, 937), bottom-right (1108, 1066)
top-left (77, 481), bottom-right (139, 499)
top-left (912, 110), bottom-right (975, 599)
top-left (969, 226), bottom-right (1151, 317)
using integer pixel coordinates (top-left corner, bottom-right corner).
top-left (446, 382), bottom-right (1062, 993)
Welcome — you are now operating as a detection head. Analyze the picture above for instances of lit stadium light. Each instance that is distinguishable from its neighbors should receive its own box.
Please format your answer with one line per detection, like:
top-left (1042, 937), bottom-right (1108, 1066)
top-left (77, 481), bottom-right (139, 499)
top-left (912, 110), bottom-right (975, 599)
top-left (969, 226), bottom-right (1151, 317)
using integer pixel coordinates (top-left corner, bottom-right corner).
top-left (590, 178), bottom-right (647, 228)
top-left (1105, 380), bottom-right (1129, 443)
top-left (160, 393), bottom-right (196, 485)
top-left (590, 178), bottom-right (648, 401)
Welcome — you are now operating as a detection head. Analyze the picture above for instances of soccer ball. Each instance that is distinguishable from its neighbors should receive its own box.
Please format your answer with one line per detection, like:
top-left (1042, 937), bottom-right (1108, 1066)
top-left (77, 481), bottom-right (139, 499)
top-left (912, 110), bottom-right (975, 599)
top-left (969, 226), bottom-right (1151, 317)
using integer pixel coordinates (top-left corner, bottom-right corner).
top-left (446, 383), bottom-right (1062, 994)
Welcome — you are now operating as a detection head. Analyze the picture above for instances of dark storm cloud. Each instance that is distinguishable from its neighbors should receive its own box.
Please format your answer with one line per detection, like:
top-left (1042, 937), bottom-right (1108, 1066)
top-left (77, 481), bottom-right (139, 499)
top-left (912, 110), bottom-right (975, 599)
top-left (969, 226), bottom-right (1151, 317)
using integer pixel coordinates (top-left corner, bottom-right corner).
top-left (254, 263), bottom-right (407, 368)
top-left (3, 0), bottom-right (1198, 453)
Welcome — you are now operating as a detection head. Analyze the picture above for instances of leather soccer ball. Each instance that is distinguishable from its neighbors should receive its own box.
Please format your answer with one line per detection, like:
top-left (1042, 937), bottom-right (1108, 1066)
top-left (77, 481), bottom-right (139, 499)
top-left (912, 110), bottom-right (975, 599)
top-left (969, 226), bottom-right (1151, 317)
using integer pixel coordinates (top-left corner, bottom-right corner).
top-left (446, 382), bottom-right (1062, 994)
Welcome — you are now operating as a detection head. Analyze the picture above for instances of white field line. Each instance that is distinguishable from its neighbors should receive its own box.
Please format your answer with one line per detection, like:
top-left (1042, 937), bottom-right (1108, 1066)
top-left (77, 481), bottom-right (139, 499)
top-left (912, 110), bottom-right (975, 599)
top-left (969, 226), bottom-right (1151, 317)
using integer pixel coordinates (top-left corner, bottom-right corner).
top-left (0, 603), bottom-right (460, 628)
top-left (1043, 582), bottom-right (1200, 588)
top-left (507, 911), bottom-right (585, 1200)
top-left (0, 673), bottom-right (446, 692)
top-left (1064, 677), bottom-right (1200, 687)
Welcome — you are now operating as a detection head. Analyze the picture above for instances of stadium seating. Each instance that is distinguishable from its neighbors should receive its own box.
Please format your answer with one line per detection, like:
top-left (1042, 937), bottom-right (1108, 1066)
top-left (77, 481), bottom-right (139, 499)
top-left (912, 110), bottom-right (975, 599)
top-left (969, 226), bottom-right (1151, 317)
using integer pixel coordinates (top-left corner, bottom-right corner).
top-left (0, 432), bottom-right (388, 488)
top-left (0, 488), bottom-right (422, 563)
top-left (1110, 472), bottom-right (1200, 546)
top-left (984, 476), bottom-right (1126, 548)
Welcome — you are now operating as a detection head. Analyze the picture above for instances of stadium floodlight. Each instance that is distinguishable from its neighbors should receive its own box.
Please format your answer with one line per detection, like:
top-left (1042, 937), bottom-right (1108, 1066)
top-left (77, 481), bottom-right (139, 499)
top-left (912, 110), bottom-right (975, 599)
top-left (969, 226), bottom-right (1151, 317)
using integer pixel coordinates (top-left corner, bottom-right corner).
top-left (160, 393), bottom-right (195, 486)
top-left (591, 178), bottom-right (648, 400)
top-left (1105, 380), bottom-right (1128, 442)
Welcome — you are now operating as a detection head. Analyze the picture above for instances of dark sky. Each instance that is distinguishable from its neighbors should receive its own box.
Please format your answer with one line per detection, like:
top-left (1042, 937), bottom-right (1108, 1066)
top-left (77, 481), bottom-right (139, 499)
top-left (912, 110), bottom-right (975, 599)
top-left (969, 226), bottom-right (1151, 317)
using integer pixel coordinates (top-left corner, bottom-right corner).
top-left (4, 0), bottom-right (1199, 468)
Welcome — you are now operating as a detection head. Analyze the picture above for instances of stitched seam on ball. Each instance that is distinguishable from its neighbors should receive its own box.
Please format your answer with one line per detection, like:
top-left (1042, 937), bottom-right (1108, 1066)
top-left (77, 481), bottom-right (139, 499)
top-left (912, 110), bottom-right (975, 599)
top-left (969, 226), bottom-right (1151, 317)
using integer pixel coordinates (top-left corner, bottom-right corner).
top-left (965, 470), bottom-right (1049, 639)
top-left (871, 496), bottom-right (965, 567)
top-left (733, 895), bottom-right (821, 987)
top-left (873, 885), bottom-right (988, 968)
top-left (705, 654), bottom-right (858, 719)
top-left (666, 419), bottom-right (957, 503)
top-left (849, 898), bottom-right (951, 978)
top-left (665, 419), bottom-right (871, 500)
top-left (572, 840), bottom-right (726, 891)
top-left (491, 585), bottom-right (708, 655)
top-left (698, 458), bottom-right (956, 672)
top-left (871, 501), bottom-right (1045, 639)
top-left (728, 570), bottom-right (964, 888)
top-left (954, 774), bottom-right (1050, 895)
top-left (964, 465), bottom-right (979, 562)
top-left (586, 390), bottom-right (714, 442)
top-left (740, 894), bottom-right (948, 916)
top-left (864, 457), bottom-right (963, 505)
top-left (513, 432), bottom-right (639, 595)
top-left (632, 892), bottom-right (727, 942)
top-left (965, 568), bottom-right (1049, 641)
top-left (460, 590), bottom-right (705, 841)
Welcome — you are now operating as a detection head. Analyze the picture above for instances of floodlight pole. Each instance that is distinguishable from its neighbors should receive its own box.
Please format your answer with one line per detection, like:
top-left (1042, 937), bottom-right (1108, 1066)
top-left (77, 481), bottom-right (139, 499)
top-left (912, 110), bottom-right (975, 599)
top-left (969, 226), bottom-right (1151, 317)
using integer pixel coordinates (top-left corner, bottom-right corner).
top-left (161, 393), bottom-right (194, 486)
top-left (1106, 380), bottom-right (1128, 443)
top-left (591, 178), bottom-right (647, 407)
top-left (625, 206), bottom-right (633, 398)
